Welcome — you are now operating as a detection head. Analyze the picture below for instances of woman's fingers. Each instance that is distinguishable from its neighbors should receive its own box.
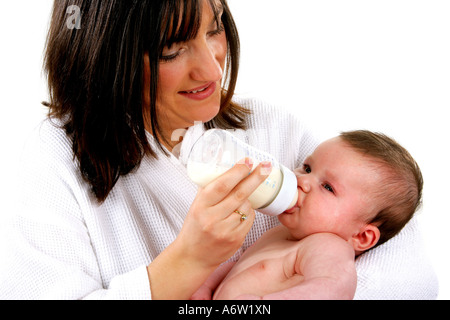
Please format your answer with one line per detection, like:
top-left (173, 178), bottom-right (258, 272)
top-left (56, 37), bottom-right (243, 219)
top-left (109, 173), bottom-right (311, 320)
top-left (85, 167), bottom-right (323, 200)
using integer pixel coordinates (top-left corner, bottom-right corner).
top-left (179, 160), bottom-right (272, 268)
top-left (198, 158), bottom-right (255, 207)
top-left (214, 161), bottom-right (272, 217)
top-left (230, 201), bottom-right (256, 233)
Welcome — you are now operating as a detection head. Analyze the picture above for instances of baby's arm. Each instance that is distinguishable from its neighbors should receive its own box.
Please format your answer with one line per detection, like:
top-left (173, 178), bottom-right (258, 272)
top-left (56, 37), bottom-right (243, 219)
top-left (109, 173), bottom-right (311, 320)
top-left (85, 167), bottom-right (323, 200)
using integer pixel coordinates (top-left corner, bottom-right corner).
top-left (240, 233), bottom-right (357, 300)
top-left (190, 262), bottom-right (236, 300)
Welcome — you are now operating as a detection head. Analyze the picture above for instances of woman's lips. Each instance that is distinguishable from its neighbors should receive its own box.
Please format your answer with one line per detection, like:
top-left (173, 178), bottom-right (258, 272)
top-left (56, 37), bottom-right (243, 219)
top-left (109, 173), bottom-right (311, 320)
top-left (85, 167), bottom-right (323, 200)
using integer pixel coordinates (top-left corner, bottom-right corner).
top-left (179, 82), bottom-right (217, 100)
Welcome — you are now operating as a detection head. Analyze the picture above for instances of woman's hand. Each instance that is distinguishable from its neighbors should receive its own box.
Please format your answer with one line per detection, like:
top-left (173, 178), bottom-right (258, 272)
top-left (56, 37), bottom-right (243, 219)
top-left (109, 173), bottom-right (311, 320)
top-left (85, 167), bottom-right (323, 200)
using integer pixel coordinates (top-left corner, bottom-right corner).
top-left (147, 160), bottom-right (271, 299)
top-left (179, 160), bottom-right (271, 266)
top-left (190, 261), bottom-right (236, 300)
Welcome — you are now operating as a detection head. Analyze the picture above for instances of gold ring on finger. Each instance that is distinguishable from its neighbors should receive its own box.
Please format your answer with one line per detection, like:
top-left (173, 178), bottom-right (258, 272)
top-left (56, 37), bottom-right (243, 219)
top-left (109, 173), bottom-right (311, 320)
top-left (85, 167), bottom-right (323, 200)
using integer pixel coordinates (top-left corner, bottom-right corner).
top-left (234, 210), bottom-right (248, 222)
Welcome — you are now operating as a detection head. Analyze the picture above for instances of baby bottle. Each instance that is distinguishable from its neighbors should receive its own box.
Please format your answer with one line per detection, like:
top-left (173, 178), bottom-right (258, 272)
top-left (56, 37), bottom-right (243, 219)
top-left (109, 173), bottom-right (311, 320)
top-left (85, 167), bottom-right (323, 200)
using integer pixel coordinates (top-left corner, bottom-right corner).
top-left (186, 129), bottom-right (298, 216)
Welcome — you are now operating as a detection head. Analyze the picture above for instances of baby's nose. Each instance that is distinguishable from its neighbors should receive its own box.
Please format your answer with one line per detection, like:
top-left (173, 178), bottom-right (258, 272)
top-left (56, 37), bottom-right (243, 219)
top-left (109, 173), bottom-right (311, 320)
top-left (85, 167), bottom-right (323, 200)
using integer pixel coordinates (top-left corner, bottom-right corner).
top-left (298, 175), bottom-right (311, 193)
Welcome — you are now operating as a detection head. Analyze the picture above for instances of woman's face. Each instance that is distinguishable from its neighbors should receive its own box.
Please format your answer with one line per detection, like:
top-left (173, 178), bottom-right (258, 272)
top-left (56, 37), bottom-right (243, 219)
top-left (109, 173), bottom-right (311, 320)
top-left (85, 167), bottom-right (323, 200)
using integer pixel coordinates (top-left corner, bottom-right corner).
top-left (145, 0), bottom-right (227, 143)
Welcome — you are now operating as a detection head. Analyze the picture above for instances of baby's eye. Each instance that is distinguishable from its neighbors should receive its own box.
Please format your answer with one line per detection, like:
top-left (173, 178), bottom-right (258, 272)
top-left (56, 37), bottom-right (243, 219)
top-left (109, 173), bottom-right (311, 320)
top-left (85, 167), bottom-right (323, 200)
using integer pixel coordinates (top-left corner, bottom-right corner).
top-left (303, 164), bottom-right (311, 174)
top-left (323, 183), bottom-right (334, 193)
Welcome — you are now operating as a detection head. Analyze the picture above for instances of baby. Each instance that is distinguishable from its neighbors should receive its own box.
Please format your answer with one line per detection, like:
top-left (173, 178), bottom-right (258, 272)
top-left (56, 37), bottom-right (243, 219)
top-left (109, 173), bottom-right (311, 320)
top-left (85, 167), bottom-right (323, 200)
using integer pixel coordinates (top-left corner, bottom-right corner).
top-left (191, 130), bottom-right (423, 300)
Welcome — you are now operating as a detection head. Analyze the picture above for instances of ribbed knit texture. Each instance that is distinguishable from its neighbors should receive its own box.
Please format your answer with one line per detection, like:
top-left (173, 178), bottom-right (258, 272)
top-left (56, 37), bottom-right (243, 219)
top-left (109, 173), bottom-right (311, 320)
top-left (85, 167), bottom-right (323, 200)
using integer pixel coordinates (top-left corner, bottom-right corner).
top-left (354, 217), bottom-right (438, 300)
top-left (0, 96), bottom-right (437, 299)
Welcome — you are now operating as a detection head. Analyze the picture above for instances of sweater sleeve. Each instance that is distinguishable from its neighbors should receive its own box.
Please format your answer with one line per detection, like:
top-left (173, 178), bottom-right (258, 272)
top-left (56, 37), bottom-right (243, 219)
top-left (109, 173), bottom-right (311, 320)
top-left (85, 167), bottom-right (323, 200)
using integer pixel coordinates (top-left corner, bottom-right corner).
top-left (0, 122), bottom-right (152, 300)
top-left (1, 213), bottom-right (151, 300)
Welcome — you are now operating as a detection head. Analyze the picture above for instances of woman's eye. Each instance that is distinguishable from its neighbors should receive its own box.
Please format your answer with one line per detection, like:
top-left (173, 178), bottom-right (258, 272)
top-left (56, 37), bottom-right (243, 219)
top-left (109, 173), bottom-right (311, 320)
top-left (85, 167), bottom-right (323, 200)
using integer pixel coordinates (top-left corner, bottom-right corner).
top-left (208, 23), bottom-right (225, 37)
top-left (323, 184), bottom-right (334, 193)
top-left (160, 46), bottom-right (186, 62)
top-left (160, 52), bottom-right (179, 62)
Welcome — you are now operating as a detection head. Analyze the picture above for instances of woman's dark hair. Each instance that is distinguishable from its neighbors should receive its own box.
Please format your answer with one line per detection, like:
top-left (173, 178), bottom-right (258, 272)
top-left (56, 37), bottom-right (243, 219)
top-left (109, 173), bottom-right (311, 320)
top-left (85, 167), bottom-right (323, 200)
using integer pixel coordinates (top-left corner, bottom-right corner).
top-left (43, 0), bottom-right (247, 202)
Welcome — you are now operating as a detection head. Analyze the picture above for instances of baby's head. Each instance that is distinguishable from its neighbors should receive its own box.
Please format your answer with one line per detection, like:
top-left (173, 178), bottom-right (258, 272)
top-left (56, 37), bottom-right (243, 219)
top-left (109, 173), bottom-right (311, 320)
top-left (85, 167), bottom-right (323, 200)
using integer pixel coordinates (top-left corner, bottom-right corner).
top-left (339, 130), bottom-right (423, 248)
top-left (279, 130), bottom-right (423, 254)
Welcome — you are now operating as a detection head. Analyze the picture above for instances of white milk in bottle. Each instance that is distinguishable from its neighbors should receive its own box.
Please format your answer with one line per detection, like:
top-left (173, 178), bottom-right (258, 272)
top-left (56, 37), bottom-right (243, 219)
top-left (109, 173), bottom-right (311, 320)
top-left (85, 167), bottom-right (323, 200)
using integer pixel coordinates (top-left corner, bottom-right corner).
top-left (186, 129), bottom-right (298, 216)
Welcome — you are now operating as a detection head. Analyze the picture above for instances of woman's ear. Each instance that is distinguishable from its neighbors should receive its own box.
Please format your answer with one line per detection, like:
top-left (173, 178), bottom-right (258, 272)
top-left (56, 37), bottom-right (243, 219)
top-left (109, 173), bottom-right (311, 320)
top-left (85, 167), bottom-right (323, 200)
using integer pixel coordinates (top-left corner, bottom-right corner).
top-left (351, 224), bottom-right (380, 255)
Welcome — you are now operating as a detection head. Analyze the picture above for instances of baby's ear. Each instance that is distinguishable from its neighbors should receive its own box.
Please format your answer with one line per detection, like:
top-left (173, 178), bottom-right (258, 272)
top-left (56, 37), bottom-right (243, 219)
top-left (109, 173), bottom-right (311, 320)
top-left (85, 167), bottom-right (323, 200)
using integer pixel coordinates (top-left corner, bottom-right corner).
top-left (351, 224), bottom-right (380, 255)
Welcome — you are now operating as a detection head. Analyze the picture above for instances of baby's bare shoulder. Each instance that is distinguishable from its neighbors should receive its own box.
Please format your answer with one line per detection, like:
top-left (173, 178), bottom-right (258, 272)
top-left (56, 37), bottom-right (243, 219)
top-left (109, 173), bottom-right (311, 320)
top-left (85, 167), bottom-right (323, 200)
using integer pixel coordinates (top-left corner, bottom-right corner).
top-left (297, 233), bottom-right (355, 264)
top-left (300, 233), bottom-right (350, 248)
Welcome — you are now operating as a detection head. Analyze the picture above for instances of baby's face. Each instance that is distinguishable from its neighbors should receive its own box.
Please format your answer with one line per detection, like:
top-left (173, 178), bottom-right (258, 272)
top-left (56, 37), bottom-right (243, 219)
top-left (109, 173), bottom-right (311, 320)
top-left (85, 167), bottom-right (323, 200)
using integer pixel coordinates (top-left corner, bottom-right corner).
top-left (278, 137), bottom-right (380, 241)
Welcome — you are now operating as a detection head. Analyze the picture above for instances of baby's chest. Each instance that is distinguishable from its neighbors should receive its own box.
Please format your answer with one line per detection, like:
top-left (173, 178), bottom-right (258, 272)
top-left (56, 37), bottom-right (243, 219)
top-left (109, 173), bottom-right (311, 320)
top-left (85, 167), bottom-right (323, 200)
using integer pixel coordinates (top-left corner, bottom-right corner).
top-left (234, 251), bottom-right (305, 296)
top-left (215, 241), bottom-right (304, 299)
top-left (238, 240), bottom-right (302, 279)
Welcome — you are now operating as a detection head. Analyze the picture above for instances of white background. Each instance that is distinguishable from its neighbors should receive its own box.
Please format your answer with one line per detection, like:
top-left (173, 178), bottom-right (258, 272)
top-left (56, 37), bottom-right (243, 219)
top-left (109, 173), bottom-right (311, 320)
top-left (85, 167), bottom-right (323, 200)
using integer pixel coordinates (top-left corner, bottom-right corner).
top-left (1, 1), bottom-right (449, 299)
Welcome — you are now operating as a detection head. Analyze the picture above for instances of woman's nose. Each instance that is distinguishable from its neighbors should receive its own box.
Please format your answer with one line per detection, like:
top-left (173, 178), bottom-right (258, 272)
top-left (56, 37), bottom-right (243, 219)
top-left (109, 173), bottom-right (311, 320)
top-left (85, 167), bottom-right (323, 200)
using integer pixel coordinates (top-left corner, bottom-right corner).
top-left (190, 42), bottom-right (224, 82)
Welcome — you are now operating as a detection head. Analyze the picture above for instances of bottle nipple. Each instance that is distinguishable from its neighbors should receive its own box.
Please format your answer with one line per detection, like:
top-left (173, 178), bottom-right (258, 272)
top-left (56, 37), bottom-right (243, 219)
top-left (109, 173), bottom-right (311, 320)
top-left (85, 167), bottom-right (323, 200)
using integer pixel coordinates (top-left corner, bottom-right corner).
top-left (287, 189), bottom-right (299, 211)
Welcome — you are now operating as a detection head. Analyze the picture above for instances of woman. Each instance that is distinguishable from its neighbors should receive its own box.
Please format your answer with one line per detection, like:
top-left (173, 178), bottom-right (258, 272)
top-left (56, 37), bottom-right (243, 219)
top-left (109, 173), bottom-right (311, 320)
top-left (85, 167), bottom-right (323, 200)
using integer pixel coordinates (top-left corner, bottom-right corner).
top-left (0, 0), bottom-right (436, 299)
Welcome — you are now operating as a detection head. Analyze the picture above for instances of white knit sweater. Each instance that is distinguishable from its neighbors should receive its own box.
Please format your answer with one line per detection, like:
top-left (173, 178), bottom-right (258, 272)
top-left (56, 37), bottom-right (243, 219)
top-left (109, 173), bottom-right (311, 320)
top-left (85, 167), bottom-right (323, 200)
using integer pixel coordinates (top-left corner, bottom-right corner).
top-left (0, 97), bottom-right (438, 299)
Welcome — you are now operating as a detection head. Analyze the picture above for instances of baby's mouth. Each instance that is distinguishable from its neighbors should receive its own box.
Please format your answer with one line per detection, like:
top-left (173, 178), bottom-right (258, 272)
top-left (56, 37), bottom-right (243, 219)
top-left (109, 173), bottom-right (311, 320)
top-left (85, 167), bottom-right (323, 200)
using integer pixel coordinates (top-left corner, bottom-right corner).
top-left (282, 204), bottom-right (300, 215)
top-left (283, 188), bottom-right (301, 214)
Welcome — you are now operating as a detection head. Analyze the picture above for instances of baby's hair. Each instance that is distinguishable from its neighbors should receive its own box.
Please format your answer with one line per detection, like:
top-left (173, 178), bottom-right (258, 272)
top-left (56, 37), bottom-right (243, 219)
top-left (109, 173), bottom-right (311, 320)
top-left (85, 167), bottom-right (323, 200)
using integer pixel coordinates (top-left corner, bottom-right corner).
top-left (339, 130), bottom-right (423, 248)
